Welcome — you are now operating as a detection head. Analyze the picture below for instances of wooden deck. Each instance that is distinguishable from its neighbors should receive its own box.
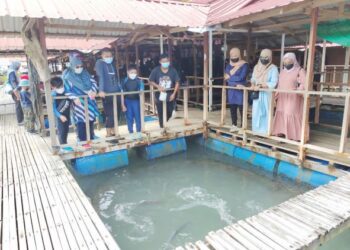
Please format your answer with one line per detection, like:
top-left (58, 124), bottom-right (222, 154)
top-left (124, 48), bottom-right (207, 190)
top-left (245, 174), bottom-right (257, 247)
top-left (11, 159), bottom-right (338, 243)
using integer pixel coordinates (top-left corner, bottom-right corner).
top-left (177, 173), bottom-right (350, 250)
top-left (0, 110), bottom-right (119, 249)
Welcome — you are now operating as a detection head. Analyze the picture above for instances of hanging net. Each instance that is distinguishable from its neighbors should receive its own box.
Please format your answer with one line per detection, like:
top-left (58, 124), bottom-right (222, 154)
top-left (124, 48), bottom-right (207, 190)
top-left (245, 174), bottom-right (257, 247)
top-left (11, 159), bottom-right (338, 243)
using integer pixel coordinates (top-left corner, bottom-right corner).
top-left (317, 19), bottom-right (350, 46)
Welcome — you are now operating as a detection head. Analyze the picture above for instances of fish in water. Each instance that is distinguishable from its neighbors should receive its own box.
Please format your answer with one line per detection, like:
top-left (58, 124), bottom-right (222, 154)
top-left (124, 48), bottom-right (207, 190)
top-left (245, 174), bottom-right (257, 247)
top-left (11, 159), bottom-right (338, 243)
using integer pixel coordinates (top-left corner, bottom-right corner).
top-left (167, 222), bottom-right (190, 244)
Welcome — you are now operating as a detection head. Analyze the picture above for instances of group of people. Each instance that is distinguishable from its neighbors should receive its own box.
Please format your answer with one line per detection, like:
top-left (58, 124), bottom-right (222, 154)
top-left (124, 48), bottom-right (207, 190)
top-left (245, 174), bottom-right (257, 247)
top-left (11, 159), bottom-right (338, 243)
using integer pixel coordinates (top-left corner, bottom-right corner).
top-left (7, 45), bottom-right (308, 146)
top-left (225, 47), bottom-right (308, 141)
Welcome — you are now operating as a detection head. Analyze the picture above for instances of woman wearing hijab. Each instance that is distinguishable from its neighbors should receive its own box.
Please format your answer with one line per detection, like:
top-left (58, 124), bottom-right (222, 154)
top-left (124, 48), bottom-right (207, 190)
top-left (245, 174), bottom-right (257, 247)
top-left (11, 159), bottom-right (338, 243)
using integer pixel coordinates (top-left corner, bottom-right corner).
top-left (224, 48), bottom-right (249, 132)
top-left (251, 49), bottom-right (278, 134)
top-left (272, 52), bottom-right (309, 141)
top-left (7, 61), bottom-right (24, 124)
top-left (63, 56), bottom-right (99, 143)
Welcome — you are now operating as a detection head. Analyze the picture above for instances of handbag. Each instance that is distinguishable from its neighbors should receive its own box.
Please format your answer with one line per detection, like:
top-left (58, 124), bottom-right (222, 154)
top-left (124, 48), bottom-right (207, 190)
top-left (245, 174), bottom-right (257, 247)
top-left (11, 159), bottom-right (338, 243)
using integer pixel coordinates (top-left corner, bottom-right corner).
top-left (250, 91), bottom-right (259, 100)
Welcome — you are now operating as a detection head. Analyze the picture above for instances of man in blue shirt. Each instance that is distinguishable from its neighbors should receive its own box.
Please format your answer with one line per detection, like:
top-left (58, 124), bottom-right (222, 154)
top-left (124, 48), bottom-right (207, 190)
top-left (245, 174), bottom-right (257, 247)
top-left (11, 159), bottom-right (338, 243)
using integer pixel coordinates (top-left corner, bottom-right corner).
top-left (95, 47), bottom-right (122, 137)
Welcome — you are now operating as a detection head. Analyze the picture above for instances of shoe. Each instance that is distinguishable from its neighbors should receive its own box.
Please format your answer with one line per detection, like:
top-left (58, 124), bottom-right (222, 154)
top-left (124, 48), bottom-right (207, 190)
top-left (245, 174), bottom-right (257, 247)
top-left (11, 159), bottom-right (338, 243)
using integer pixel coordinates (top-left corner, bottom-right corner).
top-left (170, 110), bottom-right (177, 120)
top-left (230, 125), bottom-right (239, 132)
top-left (18, 122), bottom-right (24, 126)
top-left (28, 129), bottom-right (37, 134)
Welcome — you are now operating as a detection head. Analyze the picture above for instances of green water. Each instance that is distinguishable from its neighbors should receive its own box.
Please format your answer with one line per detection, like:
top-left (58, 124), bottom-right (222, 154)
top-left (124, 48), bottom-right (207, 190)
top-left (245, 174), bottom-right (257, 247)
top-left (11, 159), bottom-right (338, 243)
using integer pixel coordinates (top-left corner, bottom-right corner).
top-left (72, 141), bottom-right (347, 250)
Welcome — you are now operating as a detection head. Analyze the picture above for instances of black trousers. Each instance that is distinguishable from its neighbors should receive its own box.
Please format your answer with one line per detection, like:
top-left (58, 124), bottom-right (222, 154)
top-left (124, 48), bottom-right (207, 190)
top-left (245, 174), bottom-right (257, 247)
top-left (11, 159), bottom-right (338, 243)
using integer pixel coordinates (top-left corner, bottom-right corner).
top-left (57, 118), bottom-right (70, 144)
top-left (229, 104), bottom-right (243, 126)
top-left (12, 93), bottom-right (24, 124)
top-left (156, 100), bottom-right (174, 128)
top-left (102, 96), bottom-right (121, 128)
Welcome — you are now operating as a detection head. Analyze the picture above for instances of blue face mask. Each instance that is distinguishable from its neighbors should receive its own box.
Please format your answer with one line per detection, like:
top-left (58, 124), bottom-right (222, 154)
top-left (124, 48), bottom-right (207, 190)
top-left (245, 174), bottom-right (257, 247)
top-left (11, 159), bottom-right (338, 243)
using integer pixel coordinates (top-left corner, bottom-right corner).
top-left (161, 62), bottom-right (170, 68)
top-left (103, 57), bottom-right (113, 64)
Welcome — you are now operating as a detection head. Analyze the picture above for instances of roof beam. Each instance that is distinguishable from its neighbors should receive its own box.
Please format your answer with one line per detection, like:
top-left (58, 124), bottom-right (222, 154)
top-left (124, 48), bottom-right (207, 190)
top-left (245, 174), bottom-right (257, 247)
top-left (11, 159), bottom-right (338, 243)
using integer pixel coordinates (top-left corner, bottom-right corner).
top-left (44, 23), bottom-right (138, 33)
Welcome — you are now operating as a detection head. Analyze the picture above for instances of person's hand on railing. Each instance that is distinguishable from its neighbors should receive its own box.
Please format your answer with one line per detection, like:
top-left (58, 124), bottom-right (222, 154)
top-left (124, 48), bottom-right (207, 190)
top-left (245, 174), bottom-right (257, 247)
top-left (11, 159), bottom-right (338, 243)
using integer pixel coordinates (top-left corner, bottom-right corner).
top-left (88, 90), bottom-right (96, 100)
top-left (73, 98), bottom-right (82, 106)
top-left (99, 91), bottom-right (106, 98)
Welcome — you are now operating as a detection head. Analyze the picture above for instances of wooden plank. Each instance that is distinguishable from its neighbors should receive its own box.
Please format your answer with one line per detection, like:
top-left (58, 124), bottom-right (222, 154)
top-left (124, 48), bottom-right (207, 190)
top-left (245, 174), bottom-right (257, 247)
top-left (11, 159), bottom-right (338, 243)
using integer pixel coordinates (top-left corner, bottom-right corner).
top-left (224, 226), bottom-right (261, 250)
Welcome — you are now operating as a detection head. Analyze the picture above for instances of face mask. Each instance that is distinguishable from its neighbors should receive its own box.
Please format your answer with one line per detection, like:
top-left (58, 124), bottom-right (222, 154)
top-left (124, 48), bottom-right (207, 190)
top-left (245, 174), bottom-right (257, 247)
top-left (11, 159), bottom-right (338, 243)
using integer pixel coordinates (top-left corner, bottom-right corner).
top-left (128, 73), bottom-right (137, 80)
top-left (230, 58), bottom-right (239, 63)
top-left (55, 87), bottom-right (64, 94)
top-left (103, 57), bottom-right (113, 64)
top-left (75, 67), bottom-right (83, 74)
top-left (161, 62), bottom-right (170, 68)
top-left (260, 58), bottom-right (270, 65)
top-left (284, 64), bottom-right (294, 70)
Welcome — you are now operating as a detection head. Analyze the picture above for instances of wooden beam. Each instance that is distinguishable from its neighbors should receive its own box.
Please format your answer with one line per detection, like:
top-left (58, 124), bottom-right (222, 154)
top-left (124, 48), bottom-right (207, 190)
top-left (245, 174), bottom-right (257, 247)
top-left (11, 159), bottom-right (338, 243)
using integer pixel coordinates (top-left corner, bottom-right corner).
top-left (45, 23), bottom-right (135, 33)
top-left (299, 7), bottom-right (319, 161)
top-left (203, 31), bottom-right (209, 121)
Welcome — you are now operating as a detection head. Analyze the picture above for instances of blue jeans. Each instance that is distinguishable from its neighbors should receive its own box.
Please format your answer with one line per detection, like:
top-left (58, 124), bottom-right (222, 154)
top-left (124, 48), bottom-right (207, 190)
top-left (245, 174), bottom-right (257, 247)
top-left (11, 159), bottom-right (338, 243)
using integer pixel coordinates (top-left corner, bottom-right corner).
top-left (125, 98), bottom-right (141, 133)
top-left (76, 121), bottom-right (95, 141)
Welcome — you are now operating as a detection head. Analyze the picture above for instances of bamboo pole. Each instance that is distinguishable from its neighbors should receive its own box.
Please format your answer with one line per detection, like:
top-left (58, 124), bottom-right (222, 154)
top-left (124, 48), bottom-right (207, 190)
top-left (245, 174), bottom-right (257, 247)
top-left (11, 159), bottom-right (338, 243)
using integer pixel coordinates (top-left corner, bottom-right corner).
top-left (339, 94), bottom-right (350, 153)
top-left (113, 95), bottom-right (119, 137)
top-left (84, 96), bottom-right (91, 142)
top-left (184, 88), bottom-right (189, 125)
top-left (299, 7), bottom-right (319, 161)
top-left (203, 32), bottom-right (209, 121)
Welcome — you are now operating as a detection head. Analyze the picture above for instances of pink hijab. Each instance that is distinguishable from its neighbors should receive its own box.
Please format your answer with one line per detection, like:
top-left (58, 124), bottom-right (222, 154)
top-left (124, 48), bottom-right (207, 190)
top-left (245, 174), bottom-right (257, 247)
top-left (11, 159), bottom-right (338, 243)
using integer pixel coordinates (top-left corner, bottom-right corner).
top-left (282, 52), bottom-right (301, 73)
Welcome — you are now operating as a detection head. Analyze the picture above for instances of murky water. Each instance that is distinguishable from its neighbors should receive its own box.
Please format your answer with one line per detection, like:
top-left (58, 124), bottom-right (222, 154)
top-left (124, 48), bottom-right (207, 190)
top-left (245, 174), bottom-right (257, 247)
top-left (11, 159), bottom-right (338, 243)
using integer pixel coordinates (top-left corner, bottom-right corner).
top-left (73, 139), bottom-right (329, 250)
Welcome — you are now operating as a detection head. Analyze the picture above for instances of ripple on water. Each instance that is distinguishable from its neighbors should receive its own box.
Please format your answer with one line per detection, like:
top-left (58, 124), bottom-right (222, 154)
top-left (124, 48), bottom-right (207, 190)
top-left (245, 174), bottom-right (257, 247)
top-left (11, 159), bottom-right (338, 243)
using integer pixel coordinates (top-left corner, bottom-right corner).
top-left (171, 186), bottom-right (235, 225)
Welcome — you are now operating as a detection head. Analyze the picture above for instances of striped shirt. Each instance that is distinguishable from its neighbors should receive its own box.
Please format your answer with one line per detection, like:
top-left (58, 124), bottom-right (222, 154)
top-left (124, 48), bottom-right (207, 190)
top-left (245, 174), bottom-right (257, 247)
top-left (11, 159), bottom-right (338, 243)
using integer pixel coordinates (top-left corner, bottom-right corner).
top-left (64, 77), bottom-right (99, 123)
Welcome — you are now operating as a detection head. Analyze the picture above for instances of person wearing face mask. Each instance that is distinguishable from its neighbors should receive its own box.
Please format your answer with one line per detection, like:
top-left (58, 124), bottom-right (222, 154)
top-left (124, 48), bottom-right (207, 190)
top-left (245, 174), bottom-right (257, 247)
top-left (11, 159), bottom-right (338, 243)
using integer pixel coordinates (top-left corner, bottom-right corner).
top-left (250, 49), bottom-right (278, 134)
top-left (272, 52), bottom-right (308, 141)
top-left (50, 76), bottom-right (80, 144)
top-left (121, 65), bottom-right (144, 134)
top-left (95, 47), bottom-right (122, 137)
top-left (149, 54), bottom-right (180, 128)
top-left (224, 48), bottom-right (249, 132)
top-left (63, 55), bottom-right (99, 144)
top-left (6, 61), bottom-right (24, 124)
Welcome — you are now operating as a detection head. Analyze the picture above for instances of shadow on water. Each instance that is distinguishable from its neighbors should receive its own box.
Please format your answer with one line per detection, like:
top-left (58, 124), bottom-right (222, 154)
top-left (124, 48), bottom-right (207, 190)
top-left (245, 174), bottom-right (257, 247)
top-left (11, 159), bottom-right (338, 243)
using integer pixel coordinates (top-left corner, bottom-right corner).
top-left (69, 139), bottom-right (343, 250)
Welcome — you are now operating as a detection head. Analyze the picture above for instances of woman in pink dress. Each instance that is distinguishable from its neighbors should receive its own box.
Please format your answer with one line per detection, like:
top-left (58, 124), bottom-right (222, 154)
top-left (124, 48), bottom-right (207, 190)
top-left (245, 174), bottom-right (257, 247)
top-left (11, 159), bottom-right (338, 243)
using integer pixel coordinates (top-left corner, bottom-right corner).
top-left (272, 53), bottom-right (309, 141)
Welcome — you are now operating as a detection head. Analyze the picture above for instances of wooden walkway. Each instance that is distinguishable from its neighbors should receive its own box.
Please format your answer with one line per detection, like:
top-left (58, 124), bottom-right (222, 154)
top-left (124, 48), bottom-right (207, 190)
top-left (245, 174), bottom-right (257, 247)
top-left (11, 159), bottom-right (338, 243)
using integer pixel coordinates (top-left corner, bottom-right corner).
top-left (0, 112), bottom-right (119, 249)
top-left (177, 174), bottom-right (350, 250)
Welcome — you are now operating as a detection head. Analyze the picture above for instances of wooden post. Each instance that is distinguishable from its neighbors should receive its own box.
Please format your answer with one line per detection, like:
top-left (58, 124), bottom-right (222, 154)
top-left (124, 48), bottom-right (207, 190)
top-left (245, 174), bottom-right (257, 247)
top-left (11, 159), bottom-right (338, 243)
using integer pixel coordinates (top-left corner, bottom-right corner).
top-left (315, 40), bottom-right (327, 124)
top-left (303, 33), bottom-right (309, 68)
top-left (220, 87), bottom-right (226, 125)
top-left (84, 96), bottom-right (90, 142)
top-left (280, 33), bottom-right (286, 70)
top-left (113, 95), bottom-right (119, 137)
top-left (140, 92), bottom-right (145, 132)
top-left (343, 47), bottom-right (350, 90)
top-left (209, 30), bottom-right (213, 111)
top-left (150, 85), bottom-right (156, 114)
top-left (160, 35), bottom-right (164, 54)
top-left (242, 88), bottom-right (248, 129)
top-left (184, 88), bottom-right (189, 125)
top-left (162, 100), bottom-right (167, 129)
top-left (267, 92), bottom-right (275, 136)
top-left (299, 7), bottom-right (319, 161)
top-left (192, 43), bottom-right (200, 103)
top-left (203, 32), bottom-right (209, 121)
top-left (135, 43), bottom-right (140, 72)
top-left (114, 43), bottom-right (121, 82)
top-left (339, 94), bottom-right (350, 153)
top-left (21, 18), bottom-right (58, 149)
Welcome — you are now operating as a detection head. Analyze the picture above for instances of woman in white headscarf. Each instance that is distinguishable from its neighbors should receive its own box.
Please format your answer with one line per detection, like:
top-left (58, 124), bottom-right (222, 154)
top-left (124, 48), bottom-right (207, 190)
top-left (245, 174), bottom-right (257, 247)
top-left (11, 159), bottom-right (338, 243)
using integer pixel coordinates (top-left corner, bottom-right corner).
top-left (251, 49), bottom-right (278, 134)
top-left (272, 52), bottom-right (308, 141)
top-left (7, 61), bottom-right (24, 124)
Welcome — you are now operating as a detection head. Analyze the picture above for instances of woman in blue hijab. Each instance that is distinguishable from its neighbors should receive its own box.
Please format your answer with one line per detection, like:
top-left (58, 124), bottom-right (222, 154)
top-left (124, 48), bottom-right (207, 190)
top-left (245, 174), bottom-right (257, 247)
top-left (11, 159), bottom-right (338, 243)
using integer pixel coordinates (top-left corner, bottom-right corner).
top-left (63, 56), bottom-right (99, 143)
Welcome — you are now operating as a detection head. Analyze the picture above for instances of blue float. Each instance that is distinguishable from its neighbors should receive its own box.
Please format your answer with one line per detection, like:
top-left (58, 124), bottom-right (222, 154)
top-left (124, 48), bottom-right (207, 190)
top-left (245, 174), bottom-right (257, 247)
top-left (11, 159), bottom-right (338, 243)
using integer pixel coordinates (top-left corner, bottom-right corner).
top-left (146, 137), bottom-right (187, 160)
top-left (73, 149), bottom-right (129, 175)
top-left (251, 153), bottom-right (277, 173)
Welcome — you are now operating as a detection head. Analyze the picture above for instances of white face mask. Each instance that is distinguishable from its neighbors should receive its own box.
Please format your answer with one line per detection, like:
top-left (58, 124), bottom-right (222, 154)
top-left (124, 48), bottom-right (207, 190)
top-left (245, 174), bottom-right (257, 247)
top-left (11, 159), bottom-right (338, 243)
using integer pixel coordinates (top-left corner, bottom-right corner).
top-left (75, 67), bottom-right (83, 74)
top-left (55, 87), bottom-right (64, 94)
top-left (128, 73), bottom-right (137, 80)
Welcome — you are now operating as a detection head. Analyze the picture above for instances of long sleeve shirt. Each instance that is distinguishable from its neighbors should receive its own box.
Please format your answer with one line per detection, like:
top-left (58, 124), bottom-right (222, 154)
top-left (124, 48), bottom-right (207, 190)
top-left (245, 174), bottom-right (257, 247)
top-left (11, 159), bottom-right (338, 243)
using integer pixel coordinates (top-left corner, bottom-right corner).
top-left (95, 59), bottom-right (121, 93)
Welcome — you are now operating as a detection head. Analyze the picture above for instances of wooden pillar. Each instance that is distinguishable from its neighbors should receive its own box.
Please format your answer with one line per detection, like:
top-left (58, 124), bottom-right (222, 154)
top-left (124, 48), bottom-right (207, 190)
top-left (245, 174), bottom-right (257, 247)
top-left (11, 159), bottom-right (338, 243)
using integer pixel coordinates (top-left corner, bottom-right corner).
top-left (135, 43), bottom-right (140, 72)
top-left (34, 19), bottom-right (58, 150)
top-left (114, 43), bottom-right (121, 82)
top-left (314, 40), bottom-right (327, 124)
top-left (203, 32), bottom-right (209, 121)
top-left (320, 40), bottom-right (327, 83)
top-left (343, 47), bottom-right (350, 90)
top-left (192, 43), bottom-right (200, 103)
top-left (303, 33), bottom-right (309, 68)
top-left (299, 8), bottom-right (319, 161)
top-left (160, 35), bottom-right (164, 54)
top-left (280, 33), bottom-right (286, 70)
top-left (184, 88), bottom-right (189, 125)
top-left (209, 30), bottom-right (213, 111)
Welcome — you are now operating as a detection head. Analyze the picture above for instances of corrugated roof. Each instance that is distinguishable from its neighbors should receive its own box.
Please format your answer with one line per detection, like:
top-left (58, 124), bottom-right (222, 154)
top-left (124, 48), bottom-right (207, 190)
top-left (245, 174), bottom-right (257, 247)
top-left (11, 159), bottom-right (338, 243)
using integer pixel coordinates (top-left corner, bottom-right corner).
top-left (0, 34), bottom-right (116, 51)
top-left (207, 0), bottom-right (306, 25)
top-left (0, 0), bottom-right (209, 28)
